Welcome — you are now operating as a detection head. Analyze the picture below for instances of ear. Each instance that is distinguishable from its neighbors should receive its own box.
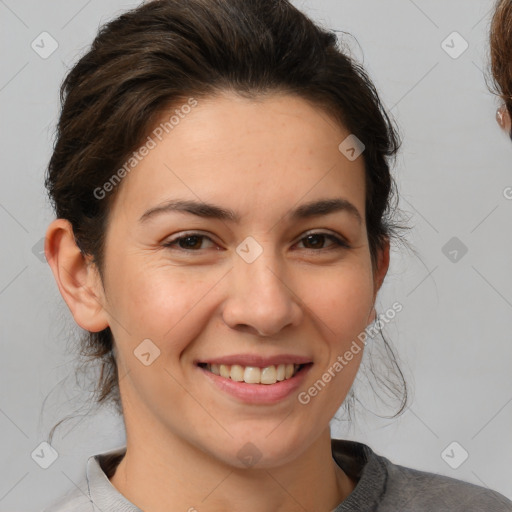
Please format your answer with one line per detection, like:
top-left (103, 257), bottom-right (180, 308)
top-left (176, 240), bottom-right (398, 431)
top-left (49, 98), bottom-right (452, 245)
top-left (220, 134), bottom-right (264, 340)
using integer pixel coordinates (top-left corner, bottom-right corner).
top-left (44, 219), bottom-right (109, 333)
top-left (371, 236), bottom-right (390, 305)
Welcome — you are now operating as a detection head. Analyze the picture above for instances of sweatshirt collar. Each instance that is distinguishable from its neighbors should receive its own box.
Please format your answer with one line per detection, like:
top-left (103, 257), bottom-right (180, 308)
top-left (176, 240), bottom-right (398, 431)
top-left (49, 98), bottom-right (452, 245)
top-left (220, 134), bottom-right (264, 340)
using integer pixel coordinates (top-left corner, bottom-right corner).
top-left (85, 439), bottom-right (386, 511)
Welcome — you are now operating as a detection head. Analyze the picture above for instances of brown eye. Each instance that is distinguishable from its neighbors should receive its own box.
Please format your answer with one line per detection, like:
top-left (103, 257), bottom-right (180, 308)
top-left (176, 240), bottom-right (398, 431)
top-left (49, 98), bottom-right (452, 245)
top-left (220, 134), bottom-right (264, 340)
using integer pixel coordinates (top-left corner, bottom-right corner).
top-left (296, 232), bottom-right (349, 251)
top-left (163, 233), bottom-right (216, 251)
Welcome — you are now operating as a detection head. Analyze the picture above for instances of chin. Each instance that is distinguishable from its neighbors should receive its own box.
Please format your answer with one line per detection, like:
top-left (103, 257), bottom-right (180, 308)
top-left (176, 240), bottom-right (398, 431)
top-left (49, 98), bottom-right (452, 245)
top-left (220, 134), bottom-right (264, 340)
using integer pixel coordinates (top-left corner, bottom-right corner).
top-left (203, 426), bottom-right (318, 471)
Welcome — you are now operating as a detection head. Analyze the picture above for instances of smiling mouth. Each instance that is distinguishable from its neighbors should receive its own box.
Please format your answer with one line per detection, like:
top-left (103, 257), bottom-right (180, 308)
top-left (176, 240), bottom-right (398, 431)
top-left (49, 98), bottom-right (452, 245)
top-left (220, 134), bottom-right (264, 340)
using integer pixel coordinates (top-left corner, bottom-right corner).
top-left (198, 363), bottom-right (309, 385)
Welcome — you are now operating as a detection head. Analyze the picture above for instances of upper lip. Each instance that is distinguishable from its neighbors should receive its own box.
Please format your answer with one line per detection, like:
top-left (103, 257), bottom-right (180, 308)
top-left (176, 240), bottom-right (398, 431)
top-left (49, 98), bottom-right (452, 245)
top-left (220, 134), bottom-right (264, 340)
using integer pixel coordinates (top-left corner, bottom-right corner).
top-left (196, 354), bottom-right (313, 367)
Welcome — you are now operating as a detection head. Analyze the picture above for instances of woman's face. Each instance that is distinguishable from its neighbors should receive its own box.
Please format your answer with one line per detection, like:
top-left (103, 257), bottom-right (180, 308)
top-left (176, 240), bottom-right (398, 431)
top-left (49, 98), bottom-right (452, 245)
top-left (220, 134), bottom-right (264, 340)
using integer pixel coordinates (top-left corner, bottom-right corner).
top-left (96, 92), bottom-right (388, 468)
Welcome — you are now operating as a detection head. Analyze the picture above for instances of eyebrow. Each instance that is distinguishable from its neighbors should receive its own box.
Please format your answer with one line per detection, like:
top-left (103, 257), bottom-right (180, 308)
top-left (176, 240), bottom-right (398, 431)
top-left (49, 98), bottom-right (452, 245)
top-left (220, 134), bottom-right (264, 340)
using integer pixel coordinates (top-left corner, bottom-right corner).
top-left (139, 197), bottom-right (362, 225)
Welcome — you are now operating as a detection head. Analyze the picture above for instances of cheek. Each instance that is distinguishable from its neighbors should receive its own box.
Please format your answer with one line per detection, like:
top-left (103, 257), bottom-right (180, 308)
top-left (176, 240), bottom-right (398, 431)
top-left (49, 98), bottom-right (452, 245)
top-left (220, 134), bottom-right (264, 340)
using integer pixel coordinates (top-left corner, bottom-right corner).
top-left (302, 262), bottom-right (375, 338)
top-left (293, 267), bottom-right (374, 429)
top-left (105, 257), bottom-right (214, 352)
top-left (301, 259), bottom-right (374, 401)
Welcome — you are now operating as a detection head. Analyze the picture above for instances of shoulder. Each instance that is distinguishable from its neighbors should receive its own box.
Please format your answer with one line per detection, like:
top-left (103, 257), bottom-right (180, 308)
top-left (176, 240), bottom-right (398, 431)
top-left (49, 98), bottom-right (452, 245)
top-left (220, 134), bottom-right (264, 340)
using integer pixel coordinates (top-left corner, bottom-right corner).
top-left (41, 482), bottom-right (97, 512)
top-left (376, 452), bottom-right (512, 512)
top-left (332, 438), bottom-right (512, 512)
top-left (41, 445), bottom-right (130, 512)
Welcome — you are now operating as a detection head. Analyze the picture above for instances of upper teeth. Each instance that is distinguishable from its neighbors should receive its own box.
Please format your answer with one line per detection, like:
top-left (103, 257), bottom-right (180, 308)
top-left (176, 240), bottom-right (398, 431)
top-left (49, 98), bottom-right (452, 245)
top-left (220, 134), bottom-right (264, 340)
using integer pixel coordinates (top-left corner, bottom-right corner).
top-left (204, 363), bottom-right (300, 384)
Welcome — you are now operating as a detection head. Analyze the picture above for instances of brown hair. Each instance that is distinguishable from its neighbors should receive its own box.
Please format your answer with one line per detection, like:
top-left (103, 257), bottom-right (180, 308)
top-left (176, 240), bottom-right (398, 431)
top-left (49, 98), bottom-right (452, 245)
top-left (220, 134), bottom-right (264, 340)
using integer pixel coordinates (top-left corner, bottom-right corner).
top-left (45, 0), bottom-right (408, 442)
top-left (490, 0), bottom-right (512, 119)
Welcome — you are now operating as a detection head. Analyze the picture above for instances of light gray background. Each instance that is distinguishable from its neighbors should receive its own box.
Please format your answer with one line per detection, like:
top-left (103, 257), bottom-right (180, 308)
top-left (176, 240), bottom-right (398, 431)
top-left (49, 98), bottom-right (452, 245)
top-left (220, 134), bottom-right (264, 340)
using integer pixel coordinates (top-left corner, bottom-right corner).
top-left (1, 0), bottom-right (511, 510)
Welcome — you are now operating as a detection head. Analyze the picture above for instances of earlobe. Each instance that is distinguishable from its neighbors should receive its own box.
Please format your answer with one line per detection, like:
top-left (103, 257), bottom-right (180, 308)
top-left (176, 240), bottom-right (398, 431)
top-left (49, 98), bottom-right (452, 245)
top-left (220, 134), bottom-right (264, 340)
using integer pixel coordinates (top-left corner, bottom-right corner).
top-left (44, 219), bottom-right (110, 333)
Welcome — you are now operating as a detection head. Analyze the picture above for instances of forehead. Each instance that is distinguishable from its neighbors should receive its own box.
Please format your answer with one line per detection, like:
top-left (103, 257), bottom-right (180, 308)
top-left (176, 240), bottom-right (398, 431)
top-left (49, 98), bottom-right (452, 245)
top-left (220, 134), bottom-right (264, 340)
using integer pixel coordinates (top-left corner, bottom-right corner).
top-left (109, 92), bottom-right (367, 222)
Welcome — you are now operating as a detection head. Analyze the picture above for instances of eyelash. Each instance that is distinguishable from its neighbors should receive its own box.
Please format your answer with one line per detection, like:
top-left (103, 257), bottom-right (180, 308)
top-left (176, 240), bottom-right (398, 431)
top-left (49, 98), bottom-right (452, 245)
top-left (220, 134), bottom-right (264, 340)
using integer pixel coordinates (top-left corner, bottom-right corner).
top-left (162, 231), bottom-right (350, 253)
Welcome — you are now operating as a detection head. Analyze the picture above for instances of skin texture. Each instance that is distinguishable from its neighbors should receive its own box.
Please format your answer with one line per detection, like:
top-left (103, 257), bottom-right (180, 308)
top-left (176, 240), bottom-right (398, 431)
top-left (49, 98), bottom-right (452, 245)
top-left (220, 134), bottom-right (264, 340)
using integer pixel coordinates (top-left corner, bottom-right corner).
top-left (496, 103), bottom-right (512, 135)
top-left (45, 91), bottom-right (389, 512)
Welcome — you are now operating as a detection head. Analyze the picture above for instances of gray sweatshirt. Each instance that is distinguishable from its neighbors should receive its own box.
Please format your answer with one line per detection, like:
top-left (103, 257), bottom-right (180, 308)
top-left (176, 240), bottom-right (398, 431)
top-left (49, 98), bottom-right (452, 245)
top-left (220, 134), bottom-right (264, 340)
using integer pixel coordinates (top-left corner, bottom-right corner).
top-left (42, 439), bottom-right (512, 511)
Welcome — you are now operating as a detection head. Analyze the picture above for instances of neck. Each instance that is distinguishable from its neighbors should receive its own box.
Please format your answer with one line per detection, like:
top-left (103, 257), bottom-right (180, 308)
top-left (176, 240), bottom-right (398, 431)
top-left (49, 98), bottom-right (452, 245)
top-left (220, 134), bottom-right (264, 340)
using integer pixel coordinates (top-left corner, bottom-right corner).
top-left (109, 425), bottom-right (355, 512)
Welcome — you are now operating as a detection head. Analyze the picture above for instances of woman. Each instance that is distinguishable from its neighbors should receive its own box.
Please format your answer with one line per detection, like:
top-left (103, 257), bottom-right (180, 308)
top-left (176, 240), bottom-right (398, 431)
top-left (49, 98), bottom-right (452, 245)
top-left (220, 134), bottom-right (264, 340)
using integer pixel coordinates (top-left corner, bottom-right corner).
top-left (42, 0), bottom-right (512, 510)
top-left (491, 0), bottom-right (512, 138)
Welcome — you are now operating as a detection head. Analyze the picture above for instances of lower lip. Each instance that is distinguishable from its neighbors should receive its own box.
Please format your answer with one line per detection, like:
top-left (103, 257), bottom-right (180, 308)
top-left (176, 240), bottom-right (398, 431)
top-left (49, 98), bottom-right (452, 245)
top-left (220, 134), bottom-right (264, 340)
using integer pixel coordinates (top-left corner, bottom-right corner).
top-left (198, 364), bottom-right (313, 404)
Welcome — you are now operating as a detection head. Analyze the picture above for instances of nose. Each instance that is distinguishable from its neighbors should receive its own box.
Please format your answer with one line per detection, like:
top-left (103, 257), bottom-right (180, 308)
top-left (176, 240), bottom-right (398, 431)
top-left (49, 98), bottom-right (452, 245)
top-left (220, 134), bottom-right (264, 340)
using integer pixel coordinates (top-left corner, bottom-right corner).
top-left (221, 248), bottom-right (303, 337)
